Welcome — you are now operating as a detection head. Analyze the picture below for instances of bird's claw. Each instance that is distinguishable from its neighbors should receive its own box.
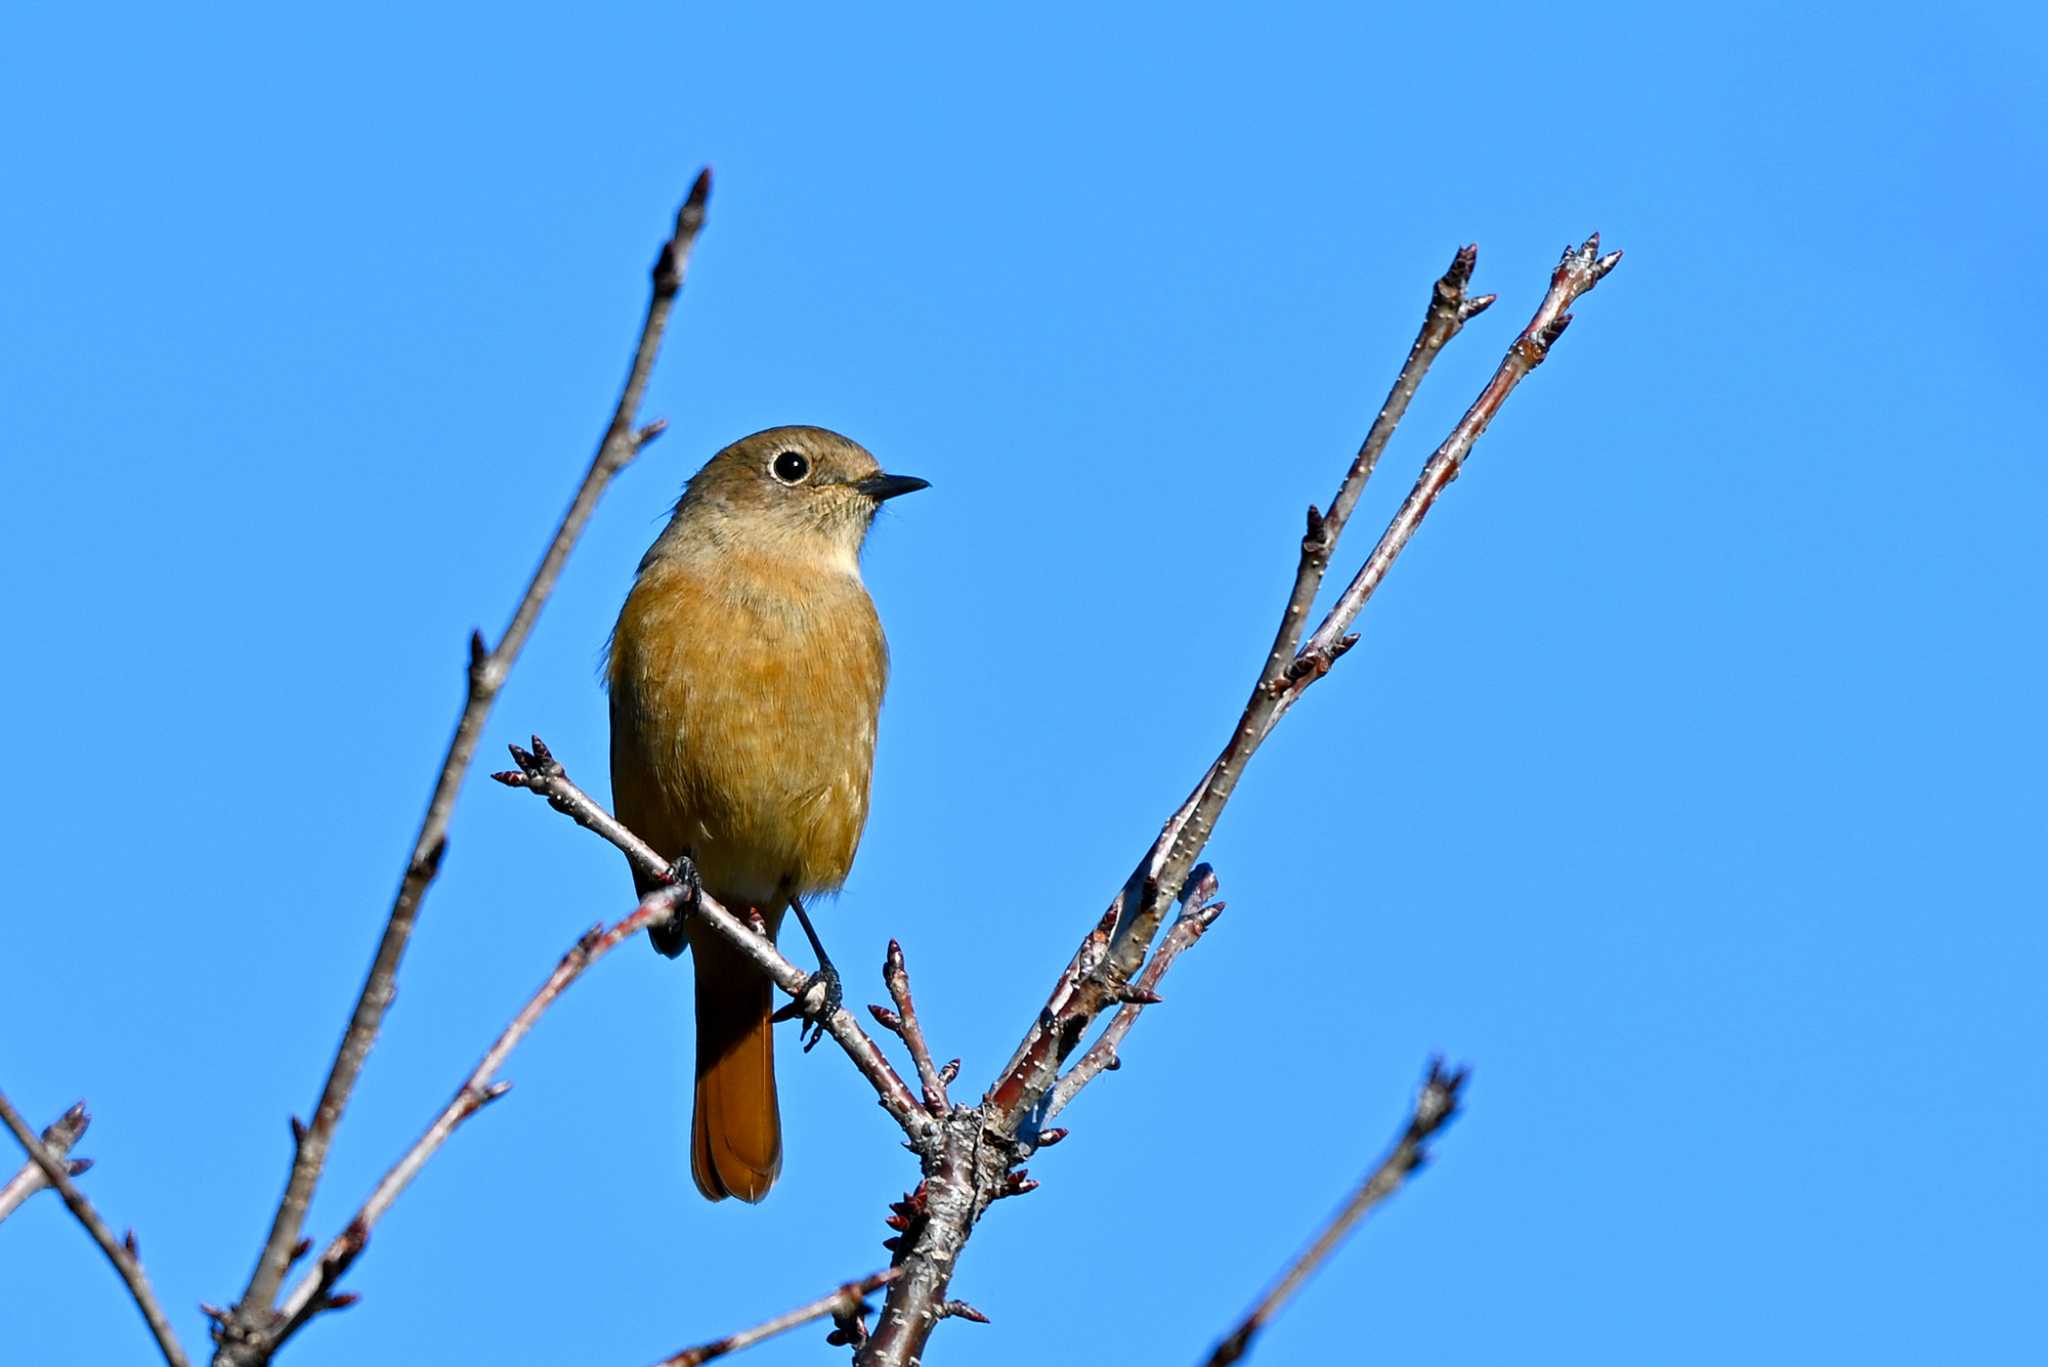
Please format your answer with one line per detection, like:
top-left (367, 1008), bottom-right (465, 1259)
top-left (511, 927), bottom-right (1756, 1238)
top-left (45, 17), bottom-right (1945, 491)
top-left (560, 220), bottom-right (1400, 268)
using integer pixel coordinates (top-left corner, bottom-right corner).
top-left (775, 962), bottom-right (843, 1053)
top-left (649, 854), bottom-right (702, 958)
top-left (667, 854), bottom-right (704, 915)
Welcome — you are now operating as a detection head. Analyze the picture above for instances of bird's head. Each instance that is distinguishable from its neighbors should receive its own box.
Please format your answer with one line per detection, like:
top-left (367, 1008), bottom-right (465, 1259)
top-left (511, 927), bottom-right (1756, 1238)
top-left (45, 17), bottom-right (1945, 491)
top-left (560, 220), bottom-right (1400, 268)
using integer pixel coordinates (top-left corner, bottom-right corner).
top-left (665, 425), bottom-right (928, 570)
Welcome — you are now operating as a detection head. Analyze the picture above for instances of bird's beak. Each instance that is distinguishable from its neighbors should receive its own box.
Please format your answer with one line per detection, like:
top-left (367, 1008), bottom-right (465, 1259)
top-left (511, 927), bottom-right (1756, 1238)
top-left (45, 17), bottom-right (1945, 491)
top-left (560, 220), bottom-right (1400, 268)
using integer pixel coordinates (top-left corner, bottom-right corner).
top-left (853, 473), bottom-right (931, 502)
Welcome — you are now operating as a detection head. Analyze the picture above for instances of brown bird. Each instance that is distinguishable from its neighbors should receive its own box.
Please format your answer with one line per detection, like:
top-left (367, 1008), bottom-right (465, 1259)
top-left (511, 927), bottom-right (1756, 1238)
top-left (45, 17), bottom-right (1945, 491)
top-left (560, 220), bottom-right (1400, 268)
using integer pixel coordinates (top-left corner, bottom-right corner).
top-left (607, 425), bottom-right (926, 1202)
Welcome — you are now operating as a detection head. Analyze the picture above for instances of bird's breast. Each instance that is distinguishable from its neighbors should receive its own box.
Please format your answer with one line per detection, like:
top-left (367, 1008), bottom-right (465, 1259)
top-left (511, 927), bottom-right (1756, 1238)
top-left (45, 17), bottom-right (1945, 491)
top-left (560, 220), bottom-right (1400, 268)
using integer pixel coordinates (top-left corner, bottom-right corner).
top-left (609, 552), bottom-right (889, 903)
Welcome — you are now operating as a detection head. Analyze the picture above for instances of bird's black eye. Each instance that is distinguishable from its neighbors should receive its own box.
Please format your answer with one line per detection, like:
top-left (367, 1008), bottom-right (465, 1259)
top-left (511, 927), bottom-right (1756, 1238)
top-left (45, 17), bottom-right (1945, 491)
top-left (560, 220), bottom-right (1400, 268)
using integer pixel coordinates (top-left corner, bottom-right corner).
top-left (771, 450), bottom-right (810, 485)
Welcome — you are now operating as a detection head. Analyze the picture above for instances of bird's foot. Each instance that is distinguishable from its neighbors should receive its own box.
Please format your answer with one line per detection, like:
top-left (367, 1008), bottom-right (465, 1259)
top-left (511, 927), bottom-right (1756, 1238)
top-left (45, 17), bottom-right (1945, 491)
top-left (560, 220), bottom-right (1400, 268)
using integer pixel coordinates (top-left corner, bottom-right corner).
top-left (649, 854), bottom-right (703, 958)
top-left (668, 853), bottom-right (704, 910)
top-left (774, 961), bottom-right (843, 1053)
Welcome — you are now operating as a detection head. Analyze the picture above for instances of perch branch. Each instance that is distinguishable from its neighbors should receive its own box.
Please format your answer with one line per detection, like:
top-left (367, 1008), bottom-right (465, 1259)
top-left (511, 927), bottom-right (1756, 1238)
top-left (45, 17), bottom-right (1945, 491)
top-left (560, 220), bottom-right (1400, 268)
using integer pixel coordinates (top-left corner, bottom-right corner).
top-left (859, 237), bottom-right (1620, 1367)
top-left (652, 1267), bottom-right (899, 1367)
top-left (494, 737), bottom-right (929, 1138)
top-left (0, 1099), bottom-right (91, 1224)
top-left (0, 1088), bottom-right (190, 1367)
top-left (1202, 1059), bottom-right (1469, 1367)
top-left (216, 170), bottom-right (712, 1365)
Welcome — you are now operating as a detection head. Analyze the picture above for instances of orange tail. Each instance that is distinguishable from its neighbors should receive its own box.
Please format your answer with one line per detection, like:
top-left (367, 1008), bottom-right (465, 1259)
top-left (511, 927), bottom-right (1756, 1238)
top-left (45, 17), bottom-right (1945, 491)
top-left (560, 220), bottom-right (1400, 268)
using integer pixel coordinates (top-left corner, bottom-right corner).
top-left (689, 922), bottom-right (781, 1202)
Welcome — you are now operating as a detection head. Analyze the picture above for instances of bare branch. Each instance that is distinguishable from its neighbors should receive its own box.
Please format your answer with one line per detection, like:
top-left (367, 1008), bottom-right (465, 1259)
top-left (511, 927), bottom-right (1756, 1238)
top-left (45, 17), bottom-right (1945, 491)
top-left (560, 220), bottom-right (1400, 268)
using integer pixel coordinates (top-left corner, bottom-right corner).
top-left (216, 171), bottom-right (713, 1364)
top-left (651, 1268), bottom-right (899, 1367)
top-left (1257, 244), bottom-right (1494, 695)
top-left (1153, 237), bottom-right (1619, 977)
top-left (861, 238), bottom-right (1621, 1367)
top-left (1202, 1060), bottom-right (1469, 1367)
top-left (1296, 234), bottom-right (1623, 667)
top-left (858, 1111), bottom-right (983, 1367)
top-left (0, 1089), bottom-right (190, 1367)
top-left (1044, 865), bottom-right (1223, 1123)
top-left (265, 883), bottom-right (689, 1346)
top-left (494, 738), bottom-right (930, 1139)
top-left (987, 236), bottom-right (1622, 1133)
top-left (980, 246), bottom-right (1497, 1126)
top-left (0, 1100), bottom-right (91, 1224)
top-left (880, 940), bottom-right (949, 1114)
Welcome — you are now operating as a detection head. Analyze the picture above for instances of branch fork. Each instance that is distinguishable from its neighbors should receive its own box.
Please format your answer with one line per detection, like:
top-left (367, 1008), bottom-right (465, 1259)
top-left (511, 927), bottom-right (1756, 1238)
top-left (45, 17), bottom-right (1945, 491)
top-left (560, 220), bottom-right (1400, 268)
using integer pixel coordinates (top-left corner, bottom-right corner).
top-left (854, 236), bottom-right (1618, 1365)
top-left (0, 1100), bottom-right (92, 1224)
top-left (0, 1090), bottom-right (190, 1367)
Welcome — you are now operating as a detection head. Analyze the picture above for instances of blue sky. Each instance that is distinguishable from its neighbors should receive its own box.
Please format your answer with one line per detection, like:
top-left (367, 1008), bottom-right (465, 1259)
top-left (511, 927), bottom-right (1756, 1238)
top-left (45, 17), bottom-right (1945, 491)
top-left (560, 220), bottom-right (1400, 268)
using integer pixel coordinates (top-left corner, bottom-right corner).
top-left (2, 3), bottom-right (2042, 1364)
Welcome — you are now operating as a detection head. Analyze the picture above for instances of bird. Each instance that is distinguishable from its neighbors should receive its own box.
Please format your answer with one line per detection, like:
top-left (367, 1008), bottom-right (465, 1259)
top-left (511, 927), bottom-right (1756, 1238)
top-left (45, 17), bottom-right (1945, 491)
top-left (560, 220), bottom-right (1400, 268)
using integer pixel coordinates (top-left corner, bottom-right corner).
top-left (606, 425), bottom-right (926, 1202)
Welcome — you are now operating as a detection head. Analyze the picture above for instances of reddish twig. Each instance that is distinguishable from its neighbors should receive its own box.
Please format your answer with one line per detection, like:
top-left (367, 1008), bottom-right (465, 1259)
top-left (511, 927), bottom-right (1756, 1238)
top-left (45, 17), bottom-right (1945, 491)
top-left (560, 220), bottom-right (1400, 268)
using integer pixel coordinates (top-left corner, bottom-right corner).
top-left (859, 238), bottom-right (1620, 1367)
top-left (0, 1089), bottom-right (190, 1367)
top-left (1202, 1060), bottom-right (1469, 1367)
top-left (1044, 865), bottom-right (1223, 1123)
top-left (652, 1268), bottom-right (900, 1367)
top-left (0, 1099), bottom-right (91, 1224)
top-left (875, 940), bottom-right (949, 1114)
top-left (494, 737), bottom-right (930, 1139)
top-left (216, 172), bottom-right (714, 1366)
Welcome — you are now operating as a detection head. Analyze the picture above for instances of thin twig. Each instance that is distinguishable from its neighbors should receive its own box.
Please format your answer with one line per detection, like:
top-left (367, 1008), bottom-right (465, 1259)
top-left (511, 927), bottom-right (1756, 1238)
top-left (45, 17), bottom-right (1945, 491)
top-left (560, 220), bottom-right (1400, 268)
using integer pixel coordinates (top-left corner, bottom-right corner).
top-left (651, 1268), bottom-right (900, 1367)
top-left (0, 1100), bottom-right (90, 1224)
top-left (881, 940), bottom-right (949, 1113)
top-left (1044, 866), bottom-right (1223, 1123)
top-left (984, 245), bottom-right (1499, 1116)
top-left (494, 737), bottom-right (929, 1138)
top-left (0, 1089), bottom-right (190, 1367)
top-left (1202, 1060), bottom-right (1469, 1367)
top-left (1149, 236), bottom-right (1619, 977)
top-left (217, 171), bottom-right (713, 1365)
top-left (1256, 245), bottom-right (1495, 695)
top-left (1298, 234), bottom-right (1623, 668)
top-left (860, 238), bottom-right (1620, 1367)
top-left (989, 237), bottom-right (1622, 1126)
top-left (264, 883), bottom-right (691, 1345)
